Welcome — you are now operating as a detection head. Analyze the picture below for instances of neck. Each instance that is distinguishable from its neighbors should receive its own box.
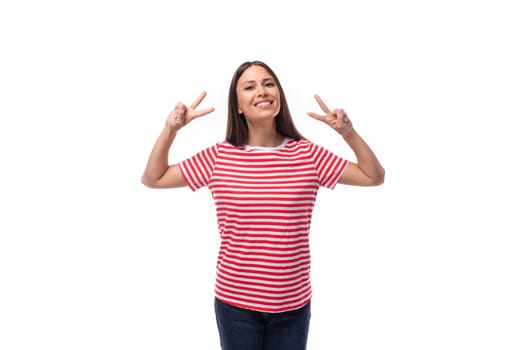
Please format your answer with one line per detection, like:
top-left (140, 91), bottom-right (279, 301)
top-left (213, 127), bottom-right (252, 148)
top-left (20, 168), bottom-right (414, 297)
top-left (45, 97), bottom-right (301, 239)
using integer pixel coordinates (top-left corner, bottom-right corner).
top-left (246, 121), bottom-right (283, 147)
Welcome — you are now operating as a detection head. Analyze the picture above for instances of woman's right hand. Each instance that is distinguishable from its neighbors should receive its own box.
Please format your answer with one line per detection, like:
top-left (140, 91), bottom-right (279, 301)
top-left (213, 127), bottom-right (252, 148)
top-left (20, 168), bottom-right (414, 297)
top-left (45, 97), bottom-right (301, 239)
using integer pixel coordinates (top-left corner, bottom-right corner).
top-left (166, 91), bottom-right (215, 131)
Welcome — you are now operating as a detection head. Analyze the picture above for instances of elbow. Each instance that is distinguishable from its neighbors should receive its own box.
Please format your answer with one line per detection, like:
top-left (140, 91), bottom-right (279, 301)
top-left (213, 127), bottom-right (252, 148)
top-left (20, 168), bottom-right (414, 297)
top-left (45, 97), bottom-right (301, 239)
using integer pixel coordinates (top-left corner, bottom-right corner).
top-left (369, 169), bottom-right (385, 186)
top-left (375, 169), bottom-right (386, 186)
top-left (141, 174), bottom-right (157, 188)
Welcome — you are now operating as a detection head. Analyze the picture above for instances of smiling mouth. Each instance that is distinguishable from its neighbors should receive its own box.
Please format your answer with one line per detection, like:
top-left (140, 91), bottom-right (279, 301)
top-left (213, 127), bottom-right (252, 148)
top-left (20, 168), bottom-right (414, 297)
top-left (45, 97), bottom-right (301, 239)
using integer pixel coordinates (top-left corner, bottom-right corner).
top-left (255, 101), bottom-right (272, 107)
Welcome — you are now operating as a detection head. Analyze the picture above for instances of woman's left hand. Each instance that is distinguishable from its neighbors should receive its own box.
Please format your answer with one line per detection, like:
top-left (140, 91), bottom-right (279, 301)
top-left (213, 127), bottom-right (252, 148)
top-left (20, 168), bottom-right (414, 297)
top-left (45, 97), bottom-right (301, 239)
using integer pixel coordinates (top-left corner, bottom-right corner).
top-left (307, 94), bottom-right (354, 137)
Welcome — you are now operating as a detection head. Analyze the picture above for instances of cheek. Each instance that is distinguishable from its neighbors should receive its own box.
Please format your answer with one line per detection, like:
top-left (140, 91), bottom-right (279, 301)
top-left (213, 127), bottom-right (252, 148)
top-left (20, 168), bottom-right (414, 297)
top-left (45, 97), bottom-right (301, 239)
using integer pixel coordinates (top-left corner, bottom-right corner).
top-left (237, 91), bottom-right (250, 105)
top-left (272, 89), bottom-right (281, 107)
top-left (237, 94), bottom-right (252, 114)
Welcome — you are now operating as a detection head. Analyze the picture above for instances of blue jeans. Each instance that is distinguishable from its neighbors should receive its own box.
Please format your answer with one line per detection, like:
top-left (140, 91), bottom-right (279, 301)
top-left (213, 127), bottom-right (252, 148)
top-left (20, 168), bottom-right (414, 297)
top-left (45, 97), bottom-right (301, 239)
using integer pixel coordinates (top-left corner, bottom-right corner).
top-left (214, 298), bottom-right (311, 350)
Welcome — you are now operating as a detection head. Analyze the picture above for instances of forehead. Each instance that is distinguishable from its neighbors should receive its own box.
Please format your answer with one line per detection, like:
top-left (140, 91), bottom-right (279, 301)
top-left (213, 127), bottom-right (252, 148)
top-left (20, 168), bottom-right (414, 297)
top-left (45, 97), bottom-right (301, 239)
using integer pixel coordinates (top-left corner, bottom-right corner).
top-left (238, 65), bottom-right (273, 83)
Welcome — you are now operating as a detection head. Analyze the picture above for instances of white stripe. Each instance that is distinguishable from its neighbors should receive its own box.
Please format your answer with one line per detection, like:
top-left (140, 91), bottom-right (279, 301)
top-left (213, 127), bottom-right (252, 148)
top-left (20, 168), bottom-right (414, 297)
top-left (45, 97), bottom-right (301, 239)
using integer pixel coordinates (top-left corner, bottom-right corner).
top-left (219, 260), bottom-right (308, 274)
top-left (216, 269), bottom-right (310, 284)
top-left (216, 276), bottom-right (310, 293)
top-left (220, 240), bottom-right (308, 249)
top-left (218, 249), bottom-right (310, 261)
top-left (218, 215), bottom-right (310, 223)
top-left (220, 229), bottom-right (310, 237)
top-left (222, 256), bottom-right (310, 268)
top-left (218, 246), bottom-right (309, 257)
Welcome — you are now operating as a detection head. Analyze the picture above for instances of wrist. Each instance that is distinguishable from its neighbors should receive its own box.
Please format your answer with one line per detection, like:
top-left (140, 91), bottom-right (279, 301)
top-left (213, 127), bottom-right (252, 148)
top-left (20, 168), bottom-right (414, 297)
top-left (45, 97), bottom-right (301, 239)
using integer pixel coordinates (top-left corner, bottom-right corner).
top-left (163, 124), bottom-right (179, 138)
top-left (341, 127), bottom-right (357, 141)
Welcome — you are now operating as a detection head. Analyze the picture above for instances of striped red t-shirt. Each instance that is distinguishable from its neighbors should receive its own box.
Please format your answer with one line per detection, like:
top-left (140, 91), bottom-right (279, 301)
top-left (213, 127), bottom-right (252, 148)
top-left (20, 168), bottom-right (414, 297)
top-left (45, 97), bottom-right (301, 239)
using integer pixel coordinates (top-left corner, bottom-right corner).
top-left (179, 138), bottom-right (349, 313)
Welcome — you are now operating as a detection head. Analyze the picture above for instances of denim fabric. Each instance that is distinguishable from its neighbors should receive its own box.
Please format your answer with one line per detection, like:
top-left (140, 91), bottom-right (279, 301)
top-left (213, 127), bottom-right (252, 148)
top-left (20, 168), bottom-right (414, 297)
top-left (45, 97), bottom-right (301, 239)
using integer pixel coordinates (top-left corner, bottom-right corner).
top-left (214, 298), bottom-right (311, 350)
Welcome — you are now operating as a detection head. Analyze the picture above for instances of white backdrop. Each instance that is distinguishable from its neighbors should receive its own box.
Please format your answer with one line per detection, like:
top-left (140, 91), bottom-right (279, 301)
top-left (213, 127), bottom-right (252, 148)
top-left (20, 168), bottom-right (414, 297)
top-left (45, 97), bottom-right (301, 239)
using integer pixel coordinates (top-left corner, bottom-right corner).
top-left (1, 0), bottom-right (524, 349)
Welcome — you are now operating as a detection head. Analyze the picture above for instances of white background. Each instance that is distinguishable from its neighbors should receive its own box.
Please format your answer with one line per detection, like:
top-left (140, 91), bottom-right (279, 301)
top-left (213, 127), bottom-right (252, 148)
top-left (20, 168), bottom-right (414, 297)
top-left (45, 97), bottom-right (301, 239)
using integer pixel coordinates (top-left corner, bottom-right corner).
top-left (1, 0), bottom-right (524, 349)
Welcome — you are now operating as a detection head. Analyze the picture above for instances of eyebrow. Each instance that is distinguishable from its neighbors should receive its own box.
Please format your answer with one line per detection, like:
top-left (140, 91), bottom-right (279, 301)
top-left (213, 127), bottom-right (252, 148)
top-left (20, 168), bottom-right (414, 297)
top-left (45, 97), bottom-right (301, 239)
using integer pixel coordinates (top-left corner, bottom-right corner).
top-left (241, 77), bottom-right (275, 85)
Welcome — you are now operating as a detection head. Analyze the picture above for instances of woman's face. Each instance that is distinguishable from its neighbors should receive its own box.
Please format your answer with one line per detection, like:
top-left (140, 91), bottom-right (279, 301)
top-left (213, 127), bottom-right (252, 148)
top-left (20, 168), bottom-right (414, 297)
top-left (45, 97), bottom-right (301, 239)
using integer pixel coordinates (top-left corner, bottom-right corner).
top-left (236, 65), bottom-right (281, 122)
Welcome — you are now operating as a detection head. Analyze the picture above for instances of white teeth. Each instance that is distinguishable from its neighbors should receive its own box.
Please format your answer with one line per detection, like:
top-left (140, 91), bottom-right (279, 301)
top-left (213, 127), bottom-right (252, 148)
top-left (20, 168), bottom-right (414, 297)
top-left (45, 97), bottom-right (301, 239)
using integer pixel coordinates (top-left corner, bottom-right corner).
top-left (256, 101), bottom-right (271, 107)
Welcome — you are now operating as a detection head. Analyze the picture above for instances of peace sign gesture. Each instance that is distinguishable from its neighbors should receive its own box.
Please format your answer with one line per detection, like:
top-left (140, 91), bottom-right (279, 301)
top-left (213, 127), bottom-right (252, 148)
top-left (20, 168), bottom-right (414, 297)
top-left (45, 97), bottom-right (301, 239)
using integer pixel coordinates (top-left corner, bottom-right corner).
top-left (307, 94), bottom-right (354, 136)
top-left (166, 91), bottom-right (215, 131)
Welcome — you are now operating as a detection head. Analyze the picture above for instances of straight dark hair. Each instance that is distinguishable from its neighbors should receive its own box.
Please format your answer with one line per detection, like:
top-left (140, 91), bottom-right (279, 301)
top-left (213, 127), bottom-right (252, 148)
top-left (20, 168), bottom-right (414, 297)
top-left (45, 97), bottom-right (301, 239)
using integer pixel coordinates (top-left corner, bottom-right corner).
top-left (225, 61), bottom-right (304, 146)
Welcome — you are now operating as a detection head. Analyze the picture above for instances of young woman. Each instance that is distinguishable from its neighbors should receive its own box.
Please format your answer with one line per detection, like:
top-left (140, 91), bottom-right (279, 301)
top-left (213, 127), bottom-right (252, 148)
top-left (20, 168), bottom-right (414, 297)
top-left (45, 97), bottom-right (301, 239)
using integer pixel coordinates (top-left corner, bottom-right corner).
top-left (142, 60), bottom-right (385, 350)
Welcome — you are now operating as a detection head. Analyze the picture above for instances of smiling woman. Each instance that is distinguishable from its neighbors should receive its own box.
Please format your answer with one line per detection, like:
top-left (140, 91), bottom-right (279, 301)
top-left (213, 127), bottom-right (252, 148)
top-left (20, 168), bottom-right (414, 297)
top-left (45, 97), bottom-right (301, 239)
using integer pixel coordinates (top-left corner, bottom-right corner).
top-left (141, 60), bottom-right (385, 350)
top-left (226, 61), bottom-right (304, 148)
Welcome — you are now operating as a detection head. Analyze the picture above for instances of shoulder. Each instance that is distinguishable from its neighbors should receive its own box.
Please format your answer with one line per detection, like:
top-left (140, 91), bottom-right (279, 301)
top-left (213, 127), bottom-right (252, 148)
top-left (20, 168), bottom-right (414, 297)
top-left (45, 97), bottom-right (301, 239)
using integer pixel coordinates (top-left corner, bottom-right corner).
top-left (217, 140), bottom-right (235, 149)
top-left (286, 138), bottom-right (314, 149)
top-left (287, 138), bottom-right (325, 153)
top-left (216, 140), bottom-right (244, 153)
top-left (200, 141), bottom-right (235, 153)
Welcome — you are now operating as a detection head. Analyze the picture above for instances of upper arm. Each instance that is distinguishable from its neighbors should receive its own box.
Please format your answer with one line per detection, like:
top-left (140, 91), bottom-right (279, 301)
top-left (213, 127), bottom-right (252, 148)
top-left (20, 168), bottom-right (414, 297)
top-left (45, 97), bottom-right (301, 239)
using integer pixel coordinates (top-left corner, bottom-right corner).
top-left (142, 164), bottom-right (188, 189)
top-left (337, 162), bottom-right (383, 186)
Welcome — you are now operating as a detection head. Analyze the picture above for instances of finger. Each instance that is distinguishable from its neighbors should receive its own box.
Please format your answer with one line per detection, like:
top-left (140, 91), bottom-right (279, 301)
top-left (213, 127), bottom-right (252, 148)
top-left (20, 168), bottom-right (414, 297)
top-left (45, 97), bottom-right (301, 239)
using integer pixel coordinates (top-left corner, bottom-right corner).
top-left (335, 108), bottom-right (345, 128)
top-left (336, 108), bottom-right (351, 125)
top-left (173, 101), bottom-right (182, 111)
top-left (173, 103), bottom-right (186, 120)
top-left (192, 106), bottom-right (215, 119)
top-left (169, 102), bottom-right (183, 119)
top-left (307, 112), bottom-right (326, 122)
top-left (314, 94), bottom-right (331, 114)
top-left (190, 91), bottom-right (208, 110)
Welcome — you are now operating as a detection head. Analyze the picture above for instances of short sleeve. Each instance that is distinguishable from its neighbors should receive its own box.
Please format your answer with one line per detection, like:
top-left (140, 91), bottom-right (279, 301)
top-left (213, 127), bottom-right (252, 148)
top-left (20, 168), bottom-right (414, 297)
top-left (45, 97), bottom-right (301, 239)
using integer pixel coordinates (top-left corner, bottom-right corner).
top-left (178, 144), bottom-right (219, 191)
top-left (309, 142), bottom-right (349, 189)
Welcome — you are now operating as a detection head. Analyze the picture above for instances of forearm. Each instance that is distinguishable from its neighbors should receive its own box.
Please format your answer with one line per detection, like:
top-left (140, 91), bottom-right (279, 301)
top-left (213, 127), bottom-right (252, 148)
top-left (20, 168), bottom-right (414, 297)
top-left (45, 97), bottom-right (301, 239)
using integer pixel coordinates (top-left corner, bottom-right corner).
top-left (141, 125), bottom-right (177, 185)
top-left (342, 128), bottom-right (385, 184)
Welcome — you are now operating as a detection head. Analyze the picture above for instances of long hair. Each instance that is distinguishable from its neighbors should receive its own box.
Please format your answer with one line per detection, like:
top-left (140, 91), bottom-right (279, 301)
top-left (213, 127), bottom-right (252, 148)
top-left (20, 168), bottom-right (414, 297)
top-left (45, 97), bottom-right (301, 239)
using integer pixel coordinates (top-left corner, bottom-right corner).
top-left (225, 61), bottom-right (304, 146)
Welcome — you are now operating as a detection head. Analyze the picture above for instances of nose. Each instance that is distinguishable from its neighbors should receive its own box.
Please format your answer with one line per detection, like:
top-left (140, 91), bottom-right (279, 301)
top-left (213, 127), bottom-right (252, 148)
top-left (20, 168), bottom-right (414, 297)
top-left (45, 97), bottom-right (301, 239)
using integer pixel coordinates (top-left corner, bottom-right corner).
top-left (256, 84), bottom-right (267, 96)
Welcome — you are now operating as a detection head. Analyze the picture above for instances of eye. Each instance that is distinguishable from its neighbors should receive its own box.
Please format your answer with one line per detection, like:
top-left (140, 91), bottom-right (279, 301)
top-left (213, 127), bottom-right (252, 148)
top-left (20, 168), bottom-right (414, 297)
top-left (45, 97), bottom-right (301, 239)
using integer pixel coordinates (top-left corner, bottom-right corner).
top-left (265, 82), bottom-right (275, 87)
top-left (244, 85), bottom-right (254, 91)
